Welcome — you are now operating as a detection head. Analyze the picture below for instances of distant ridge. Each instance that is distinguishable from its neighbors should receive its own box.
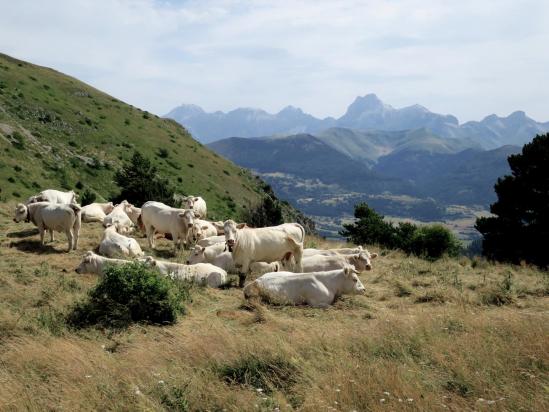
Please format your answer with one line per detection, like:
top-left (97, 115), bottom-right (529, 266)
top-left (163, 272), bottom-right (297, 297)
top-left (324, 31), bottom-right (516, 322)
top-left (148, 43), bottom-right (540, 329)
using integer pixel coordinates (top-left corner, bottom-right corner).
top-left (166, 94), bottom-right (548, 148)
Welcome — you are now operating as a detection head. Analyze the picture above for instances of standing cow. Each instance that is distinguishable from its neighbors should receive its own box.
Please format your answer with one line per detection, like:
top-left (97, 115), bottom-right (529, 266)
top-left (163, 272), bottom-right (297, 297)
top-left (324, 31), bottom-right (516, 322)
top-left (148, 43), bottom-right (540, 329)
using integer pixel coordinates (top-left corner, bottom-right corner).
top-left (27, 189), bottom-right (78, 204)
top-left (224, 219), bottom-right (304, 287)
top-left (141, 201), bottom-right (199, 250)
top-left (13, 202), bottom-right (81, 252)
top-left (179, 195), bottom-right (207, 218)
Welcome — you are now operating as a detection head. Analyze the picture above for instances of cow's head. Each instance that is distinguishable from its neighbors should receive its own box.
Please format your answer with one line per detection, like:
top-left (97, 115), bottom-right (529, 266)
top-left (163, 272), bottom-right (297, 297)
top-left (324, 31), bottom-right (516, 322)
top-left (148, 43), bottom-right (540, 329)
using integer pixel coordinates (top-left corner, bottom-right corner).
top-left (13, 203), bottom-right (28, 223)
top-left (351, 251), bottom-right (377, 272)
top-left (178, 209), bottom-right (197, 229)
top-left (70, 190), bottom-right (79, 202)
top-left (138, 255), bottom-right (157, 267)
top-left (342, 266), bottom-right (366, 295)
top-left (189, 223), bottom-right (211, 242)
top-left (75, 251), bottom-right (95, 274)
top-left (187, 245), bottom-right (205, 264)
top-left (105, 202), bottom-right (115, 214)
top-left (223, 219), bottom-right (238, 252)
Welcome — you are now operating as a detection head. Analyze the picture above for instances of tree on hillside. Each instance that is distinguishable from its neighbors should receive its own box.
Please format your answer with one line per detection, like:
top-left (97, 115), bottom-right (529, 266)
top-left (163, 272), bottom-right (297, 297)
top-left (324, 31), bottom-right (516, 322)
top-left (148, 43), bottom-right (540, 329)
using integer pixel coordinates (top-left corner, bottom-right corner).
top-left (341, 202), bottom-right (460, 259)
top-left (114, 151), bottom-right (174, 206)
top-left (476, 133), bottom-right (549, 266)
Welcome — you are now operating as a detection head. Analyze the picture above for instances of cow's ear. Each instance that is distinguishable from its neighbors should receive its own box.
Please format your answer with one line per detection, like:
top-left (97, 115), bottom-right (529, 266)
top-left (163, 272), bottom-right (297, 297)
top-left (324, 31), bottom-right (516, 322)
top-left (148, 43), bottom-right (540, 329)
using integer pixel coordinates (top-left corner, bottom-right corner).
top-left (371, 253), bottom-right (378, 259)
top-left (194, 211), bottom-right (201, 217)
top-left (194, 197), bottom-right (199, 201)
top-left (201, 225), bottom-right (209, 230)
top-left (178, 212), bottom-right (185, 218)
top-left (343, 266), bottom-right (353, 278)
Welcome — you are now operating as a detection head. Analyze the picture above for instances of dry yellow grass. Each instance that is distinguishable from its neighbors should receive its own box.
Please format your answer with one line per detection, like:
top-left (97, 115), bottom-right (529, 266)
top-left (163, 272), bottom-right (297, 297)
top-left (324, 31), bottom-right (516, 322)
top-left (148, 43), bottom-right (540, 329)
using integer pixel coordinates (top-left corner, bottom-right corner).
top-left (0, 202), bottom-right (548, 411)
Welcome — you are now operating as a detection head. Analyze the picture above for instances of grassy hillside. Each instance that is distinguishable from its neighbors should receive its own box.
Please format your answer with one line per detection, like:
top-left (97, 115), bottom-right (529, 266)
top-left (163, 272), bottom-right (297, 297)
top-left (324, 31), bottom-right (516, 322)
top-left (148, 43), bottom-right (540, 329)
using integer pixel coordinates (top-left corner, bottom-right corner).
top-left (0, 203), bottom-right (547, 410)
top-left (0, 53), bottom-right (264, 219)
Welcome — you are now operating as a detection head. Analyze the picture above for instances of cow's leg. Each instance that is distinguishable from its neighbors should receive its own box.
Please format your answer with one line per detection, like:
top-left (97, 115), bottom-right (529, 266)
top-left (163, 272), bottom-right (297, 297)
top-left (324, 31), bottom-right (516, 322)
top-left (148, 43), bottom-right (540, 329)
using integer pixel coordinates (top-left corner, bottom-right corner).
top-left (172, 233), bottom-right (180, 251)
top-left (39, 226), bottom-right (45, 245)
top-left (145, 225), bottom-right (155, 248)
top-left (66, 230), bottom-right (73, 252)
top-left (293, 246), bottom-right (304, 273)
top-left (49, 229), bottom-right (55, 242)
top-left (238, 261), bottom-right (250, 288)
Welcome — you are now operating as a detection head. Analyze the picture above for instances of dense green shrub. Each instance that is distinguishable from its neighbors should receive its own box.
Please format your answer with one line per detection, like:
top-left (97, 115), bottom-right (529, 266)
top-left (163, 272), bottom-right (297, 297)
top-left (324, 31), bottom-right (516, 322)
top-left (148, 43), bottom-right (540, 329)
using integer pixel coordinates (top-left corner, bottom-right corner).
top-left (80, 188), bottom-right (96, 206)
top-left (67, 263), bottom-right (188, 328)
top-left (341, 203), bottom-right (460, 260)
top-left (113, 151), bottom-right (175, 206)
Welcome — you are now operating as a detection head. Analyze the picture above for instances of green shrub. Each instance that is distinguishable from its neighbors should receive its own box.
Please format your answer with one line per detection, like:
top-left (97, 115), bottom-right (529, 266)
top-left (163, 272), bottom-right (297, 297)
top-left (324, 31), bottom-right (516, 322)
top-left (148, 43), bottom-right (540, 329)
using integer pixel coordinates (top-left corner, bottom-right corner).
top-left (80, 189), bottom-right (96, 206)
top-left (408, 224), bottom-right (461, 260)
top-left (67, 263), bottom-right (188, 328)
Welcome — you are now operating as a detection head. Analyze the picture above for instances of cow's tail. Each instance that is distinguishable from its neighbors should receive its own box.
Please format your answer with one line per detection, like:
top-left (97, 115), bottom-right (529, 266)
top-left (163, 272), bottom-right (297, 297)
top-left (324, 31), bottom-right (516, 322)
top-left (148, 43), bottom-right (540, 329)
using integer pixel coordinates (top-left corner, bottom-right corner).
top-left (295, 223), bottom-right (306, 243)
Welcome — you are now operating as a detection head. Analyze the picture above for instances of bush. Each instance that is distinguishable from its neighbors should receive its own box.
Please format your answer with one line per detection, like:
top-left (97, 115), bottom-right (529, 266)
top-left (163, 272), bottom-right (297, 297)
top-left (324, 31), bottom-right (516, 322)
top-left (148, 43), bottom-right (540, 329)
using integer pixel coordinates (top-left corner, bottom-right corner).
top-left (80, 188), bottom-right (96, 206)
top-left (341, 203), bottom-right (460, 260)
top-left (67, 263), bottom-right (188, 328)
top-left (114, 151), bottom-right (175, 206)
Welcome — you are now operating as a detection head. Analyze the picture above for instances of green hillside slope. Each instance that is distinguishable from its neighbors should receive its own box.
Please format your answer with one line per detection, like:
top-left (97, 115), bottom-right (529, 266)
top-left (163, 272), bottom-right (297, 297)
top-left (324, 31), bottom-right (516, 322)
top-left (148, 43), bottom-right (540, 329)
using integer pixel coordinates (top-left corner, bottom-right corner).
top-left (0, 53), bottom-right (264, 218)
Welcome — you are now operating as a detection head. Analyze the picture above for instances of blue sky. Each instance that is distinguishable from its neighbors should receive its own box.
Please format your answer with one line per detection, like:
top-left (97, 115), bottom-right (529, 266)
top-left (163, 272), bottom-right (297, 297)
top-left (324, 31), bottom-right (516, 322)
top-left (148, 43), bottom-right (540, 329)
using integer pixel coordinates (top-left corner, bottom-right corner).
top-left (0, 0), bottom-right (548, 122)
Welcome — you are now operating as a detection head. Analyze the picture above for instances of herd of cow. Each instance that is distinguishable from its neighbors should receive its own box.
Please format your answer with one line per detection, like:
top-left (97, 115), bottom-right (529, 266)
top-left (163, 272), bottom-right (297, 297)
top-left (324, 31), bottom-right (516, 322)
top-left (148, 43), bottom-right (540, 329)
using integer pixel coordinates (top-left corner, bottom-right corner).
top-left (12, 189), bottom-right (378, 307)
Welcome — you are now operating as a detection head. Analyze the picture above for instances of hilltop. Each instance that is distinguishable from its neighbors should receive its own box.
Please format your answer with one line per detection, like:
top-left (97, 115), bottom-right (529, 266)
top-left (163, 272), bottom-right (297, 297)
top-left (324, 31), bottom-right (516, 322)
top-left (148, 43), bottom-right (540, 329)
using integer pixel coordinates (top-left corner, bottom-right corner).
top-left (0, 53), bottom-right (266, 219)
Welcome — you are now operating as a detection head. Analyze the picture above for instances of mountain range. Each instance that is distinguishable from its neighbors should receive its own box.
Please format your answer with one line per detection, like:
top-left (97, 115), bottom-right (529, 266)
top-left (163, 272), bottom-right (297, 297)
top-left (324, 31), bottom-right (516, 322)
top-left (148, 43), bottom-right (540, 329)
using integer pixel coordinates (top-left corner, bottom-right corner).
top-left (166, 94), bottom-right (548, 148)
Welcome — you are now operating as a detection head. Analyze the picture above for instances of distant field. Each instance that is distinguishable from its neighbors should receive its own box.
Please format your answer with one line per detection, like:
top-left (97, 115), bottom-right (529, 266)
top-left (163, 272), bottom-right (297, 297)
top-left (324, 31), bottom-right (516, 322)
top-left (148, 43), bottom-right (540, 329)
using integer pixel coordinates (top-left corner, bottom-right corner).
top-left (1, 203), bottom-right (547, 411)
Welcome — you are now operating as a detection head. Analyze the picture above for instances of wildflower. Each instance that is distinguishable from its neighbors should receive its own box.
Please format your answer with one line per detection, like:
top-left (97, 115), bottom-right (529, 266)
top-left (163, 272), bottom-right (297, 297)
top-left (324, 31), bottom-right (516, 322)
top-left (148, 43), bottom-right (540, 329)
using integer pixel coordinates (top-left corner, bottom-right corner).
top-left (407, 398), bottom-right (413, 402)
top-left (335, 388), bottom-right (341, 392)
top-left (383, 391), bottom-right (390, 396)
top-left (380, 398), bottom-right (386, 403)
top-left (256, 388), bottom-right (263, 393)
top-left (158, 380), bottom-right (165, 385)
top-left (85, 375), bottom-right (92, 378)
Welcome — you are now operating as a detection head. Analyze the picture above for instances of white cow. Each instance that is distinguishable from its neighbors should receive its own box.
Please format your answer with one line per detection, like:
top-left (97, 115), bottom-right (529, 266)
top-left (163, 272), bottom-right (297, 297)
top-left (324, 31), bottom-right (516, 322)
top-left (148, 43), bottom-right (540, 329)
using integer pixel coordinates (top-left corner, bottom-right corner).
top-left (249, 261), bottom-right (282, 279)
top-left (302, 246), bottom-right (364, 257)
top-left (103, 201), bottom-right (134, 233)
top-left (197, 235), bottom-right (226, 247)
top-left (141, 201), bottom-right (199, 249)
top-left (224, 219), bottom-right (303, 286)
top-left (13, 202), bottom-right (81, 252)
top-left (180, 196), bottom-right (207, 218)
top-left (211, 221), bottom-right (248, 235)
top-left (27, 189), bottom-right (78, 204)
top-left (75, 251), bottom-right (130, 275)
top-left (140, 256), bottom-right (227, 288)
top-left (273, 223), bottom-right (305, 243)
top-left (99, 224), bottom-right (144, 258)
top-left (282, 251), bottom-right (377, 273)
top-left (244, 266), bottom-right (365, 307)
top-left (81, 202), bottom-right (114, 223)
top-left (123, 203), bottom-right (141, 226)
top-left (186, 244), bottom-right (235, 273)
top-left (187, 219), bottom-right (218, 244)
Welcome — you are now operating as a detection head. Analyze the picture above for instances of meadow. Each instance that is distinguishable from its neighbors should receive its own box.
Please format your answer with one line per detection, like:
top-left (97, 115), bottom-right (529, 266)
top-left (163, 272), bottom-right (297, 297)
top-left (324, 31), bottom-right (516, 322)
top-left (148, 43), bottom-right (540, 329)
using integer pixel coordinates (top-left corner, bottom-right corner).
top-left (0, 202), bottom-right (547, 411)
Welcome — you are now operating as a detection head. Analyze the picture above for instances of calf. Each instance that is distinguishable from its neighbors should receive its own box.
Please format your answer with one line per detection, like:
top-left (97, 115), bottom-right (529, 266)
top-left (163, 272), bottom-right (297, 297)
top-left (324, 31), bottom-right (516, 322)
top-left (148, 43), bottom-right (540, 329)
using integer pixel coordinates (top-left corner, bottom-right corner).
top-left (186, 244), bottom-right (234, 273)
top-left (75, 251), bottom-right (130, 275)
top-left (187, 219), bottom-right (218, 244)
top-left (81, 202), bottom-right (114, 223)
top-left (180, 195), bottom-right (207, 218)
top-left (103, 201), bottom-right (134, 233)
top-left (140, 256), bottom-right (227, 288)
top-left (99, 224), bottom-right (144, 258)
top-left (13, 202), bottom-right (81, 252)
top-left (244, 266), bottom-right (365, 308)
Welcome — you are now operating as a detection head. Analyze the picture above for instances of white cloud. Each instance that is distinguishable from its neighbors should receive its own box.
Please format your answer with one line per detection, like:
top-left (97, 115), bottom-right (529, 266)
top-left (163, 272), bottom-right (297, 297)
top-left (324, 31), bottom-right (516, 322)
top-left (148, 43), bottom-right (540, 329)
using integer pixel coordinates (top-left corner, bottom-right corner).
top-left (0, 0), bottom-right (548, 122)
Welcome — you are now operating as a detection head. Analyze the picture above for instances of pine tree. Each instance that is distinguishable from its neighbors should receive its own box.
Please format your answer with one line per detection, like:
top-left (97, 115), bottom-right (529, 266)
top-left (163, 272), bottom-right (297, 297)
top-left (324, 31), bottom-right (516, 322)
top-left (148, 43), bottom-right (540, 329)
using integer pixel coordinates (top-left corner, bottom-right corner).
top-left (476, 133), bottom-right (549, 266)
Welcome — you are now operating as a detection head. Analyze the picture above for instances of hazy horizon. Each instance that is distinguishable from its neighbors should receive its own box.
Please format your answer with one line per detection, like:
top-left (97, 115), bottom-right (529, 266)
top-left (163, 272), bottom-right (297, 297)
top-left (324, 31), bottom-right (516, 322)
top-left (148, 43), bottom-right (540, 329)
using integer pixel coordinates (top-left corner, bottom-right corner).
top-left (1, 0), bottom-right (548, 123)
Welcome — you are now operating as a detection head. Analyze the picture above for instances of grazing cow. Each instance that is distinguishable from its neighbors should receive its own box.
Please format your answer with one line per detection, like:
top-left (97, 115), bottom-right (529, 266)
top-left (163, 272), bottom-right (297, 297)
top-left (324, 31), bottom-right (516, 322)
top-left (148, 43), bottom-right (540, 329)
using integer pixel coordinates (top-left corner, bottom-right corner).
top-left (140, 256), bottom-right (227, 288)
top-left (186, 244), bottom-right (234, 272)
top-left (281, 251), bottom-right (377, 273)
top-left (75, 251), bottom-right (130, 275)
top-left (197, 235), bottom-right (226, 247)
top-left (244, 266), bottom-right (365, 307)
top-left (103, 201), bottom-right (134, 233)
top-left (99, 224), bottom-right (144, 258)
top-left (27, 189), bottom-right (78, 204)
top-left (187, 219), bottom-right (218, 244)
top-left (13, 202), bottom-right (81, 252)
top-left (141, 201), bottom-right (199, 249)
top-left (249, 261), bottom-right (281, 279)
top-left (180, 195), bottom-right (207, 218)
top-left (302, 246), bottom-right (363, 257)
top-left (224, 219), bottom-right (303, 287)
top-left (81, 202), bottom-right (114, 223)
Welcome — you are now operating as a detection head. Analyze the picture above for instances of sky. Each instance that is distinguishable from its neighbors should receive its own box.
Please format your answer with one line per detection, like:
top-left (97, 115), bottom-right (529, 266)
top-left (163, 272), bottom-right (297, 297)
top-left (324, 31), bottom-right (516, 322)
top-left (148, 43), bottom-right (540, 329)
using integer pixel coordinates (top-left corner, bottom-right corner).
top-left (0, 0), bottom-right (548, 122)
